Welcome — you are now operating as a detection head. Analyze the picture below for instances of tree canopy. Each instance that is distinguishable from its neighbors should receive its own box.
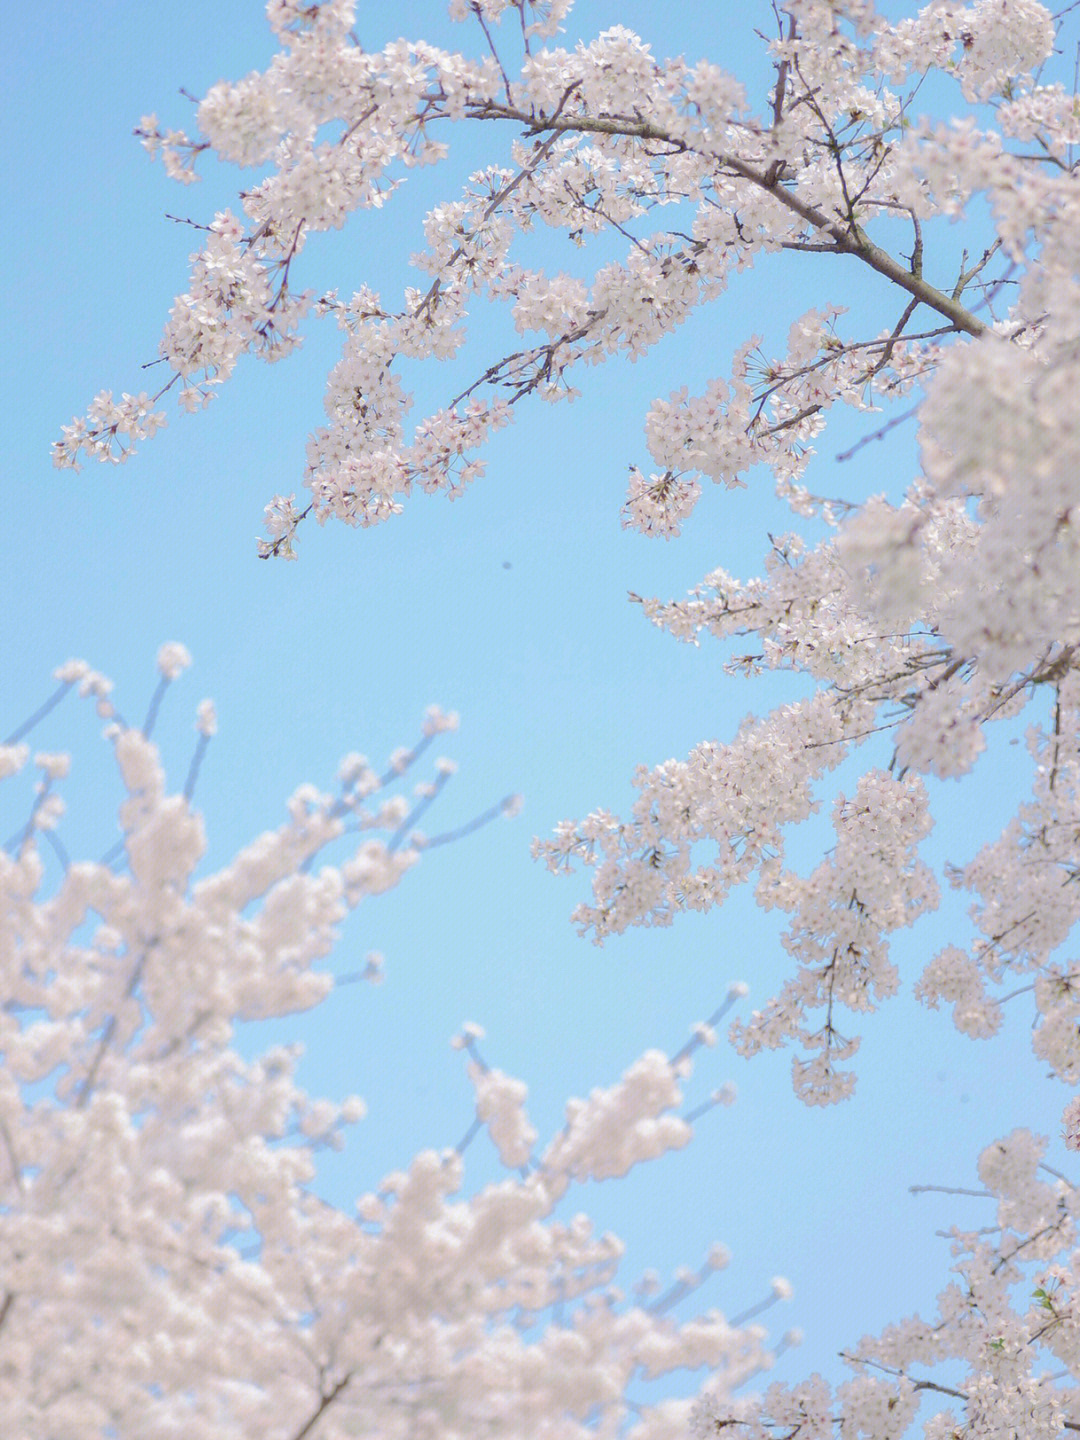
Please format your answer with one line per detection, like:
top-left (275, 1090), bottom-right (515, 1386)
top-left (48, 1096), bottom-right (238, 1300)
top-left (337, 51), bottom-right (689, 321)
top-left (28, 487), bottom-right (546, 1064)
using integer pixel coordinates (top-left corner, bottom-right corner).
top-left (13, 0), bottom-right (1080, 1434)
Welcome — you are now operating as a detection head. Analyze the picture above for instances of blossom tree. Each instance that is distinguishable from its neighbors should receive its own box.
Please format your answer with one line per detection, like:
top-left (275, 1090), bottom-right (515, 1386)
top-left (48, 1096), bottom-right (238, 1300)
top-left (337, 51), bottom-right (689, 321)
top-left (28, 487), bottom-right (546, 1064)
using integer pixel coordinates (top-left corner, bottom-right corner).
top-left (0, 646), bottom-right (788, 1437)
top-left (49, 0), bottom-right (1080, 1433)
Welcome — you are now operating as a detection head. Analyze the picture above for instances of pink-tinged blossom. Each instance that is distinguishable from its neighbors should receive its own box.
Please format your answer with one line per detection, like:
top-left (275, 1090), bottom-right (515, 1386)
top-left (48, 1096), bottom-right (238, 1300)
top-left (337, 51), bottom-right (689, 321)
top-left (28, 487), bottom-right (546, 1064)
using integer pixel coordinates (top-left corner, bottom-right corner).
top-left (48, 1), bottom-right (1080, 1432)
top-left (2, 651), bottom-right (787, 1435)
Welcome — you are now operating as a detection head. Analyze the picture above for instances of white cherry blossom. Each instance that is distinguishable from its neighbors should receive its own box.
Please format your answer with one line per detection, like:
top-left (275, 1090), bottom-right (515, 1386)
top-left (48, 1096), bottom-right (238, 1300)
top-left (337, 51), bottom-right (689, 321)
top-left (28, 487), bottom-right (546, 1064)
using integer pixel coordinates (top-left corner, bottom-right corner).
top-left (48, 0), bottom-right (1080, 1432)
top-left (1, 651), bottom-right (786, 1436)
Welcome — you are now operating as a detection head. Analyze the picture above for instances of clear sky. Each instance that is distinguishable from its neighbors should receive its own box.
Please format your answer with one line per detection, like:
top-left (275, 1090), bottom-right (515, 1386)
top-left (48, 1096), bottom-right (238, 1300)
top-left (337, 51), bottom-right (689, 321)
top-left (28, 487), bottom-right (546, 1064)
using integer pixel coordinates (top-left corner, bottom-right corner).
top-left (4, 0), bottom-right (1071, 1417)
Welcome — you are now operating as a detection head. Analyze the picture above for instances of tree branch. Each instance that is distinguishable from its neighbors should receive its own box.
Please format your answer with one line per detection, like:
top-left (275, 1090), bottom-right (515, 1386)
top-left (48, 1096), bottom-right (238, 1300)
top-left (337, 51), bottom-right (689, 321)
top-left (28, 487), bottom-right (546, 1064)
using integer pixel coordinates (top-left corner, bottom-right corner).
top-left (464, 100), bottom-right (990, 337)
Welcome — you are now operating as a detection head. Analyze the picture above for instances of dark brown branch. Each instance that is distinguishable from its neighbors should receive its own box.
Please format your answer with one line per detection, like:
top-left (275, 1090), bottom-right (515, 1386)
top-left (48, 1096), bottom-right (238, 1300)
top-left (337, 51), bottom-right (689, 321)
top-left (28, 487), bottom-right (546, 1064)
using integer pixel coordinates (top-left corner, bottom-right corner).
top-left (463, 101), bottom-right (990, 338)
top-left (290, 1374), bottom-right (352, 1440)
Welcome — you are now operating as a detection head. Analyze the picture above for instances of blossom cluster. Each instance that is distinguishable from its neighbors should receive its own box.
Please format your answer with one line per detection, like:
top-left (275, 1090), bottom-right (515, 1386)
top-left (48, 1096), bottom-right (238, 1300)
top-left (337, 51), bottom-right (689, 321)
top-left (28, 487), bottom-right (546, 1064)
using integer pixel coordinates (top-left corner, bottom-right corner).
top-left (58, 0), bottom-right (1073, 564)
top-left (48, 0), bottom-right (1080, 1432)
top-left (0, 650), bottom-right (786, 1437)
top-left (693, 1128), bottom-right (1080, 1438)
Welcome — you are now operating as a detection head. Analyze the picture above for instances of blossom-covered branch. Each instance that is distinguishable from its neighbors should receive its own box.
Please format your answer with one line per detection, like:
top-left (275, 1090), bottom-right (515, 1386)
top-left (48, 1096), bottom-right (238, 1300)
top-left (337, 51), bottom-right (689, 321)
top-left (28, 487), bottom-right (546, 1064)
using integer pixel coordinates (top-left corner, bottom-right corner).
top-left (0, 647), bottom-right (788, 1436)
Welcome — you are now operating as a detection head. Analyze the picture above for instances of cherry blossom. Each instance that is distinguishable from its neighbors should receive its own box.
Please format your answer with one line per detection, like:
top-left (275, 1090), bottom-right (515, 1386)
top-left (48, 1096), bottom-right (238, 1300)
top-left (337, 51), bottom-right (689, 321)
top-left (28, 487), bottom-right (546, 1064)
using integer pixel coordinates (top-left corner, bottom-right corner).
top-left (1, 651), bottom-right (789, 1436)
top-left (49, 0), bottom-right (1080, 1432)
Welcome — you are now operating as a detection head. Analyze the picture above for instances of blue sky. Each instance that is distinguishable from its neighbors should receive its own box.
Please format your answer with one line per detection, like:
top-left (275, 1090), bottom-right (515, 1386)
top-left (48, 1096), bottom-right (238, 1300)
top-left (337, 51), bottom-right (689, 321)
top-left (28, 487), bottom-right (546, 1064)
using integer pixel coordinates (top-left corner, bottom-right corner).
top-left (4, 0), bottom-right (1072, 1416)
